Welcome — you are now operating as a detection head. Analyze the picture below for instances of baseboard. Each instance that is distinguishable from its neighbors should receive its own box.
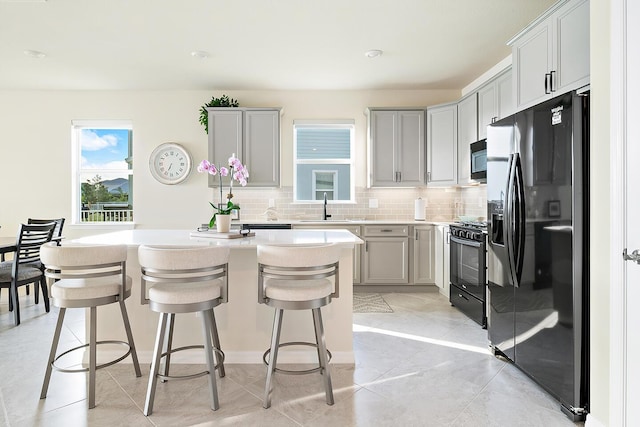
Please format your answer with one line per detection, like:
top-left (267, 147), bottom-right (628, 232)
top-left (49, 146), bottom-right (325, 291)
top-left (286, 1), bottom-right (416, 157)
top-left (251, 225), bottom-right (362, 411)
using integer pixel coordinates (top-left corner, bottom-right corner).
top-left (585, 413), bottom-right (606, 427)
top-left (354, 284), bottom-right (441, 293)
top-left (94, 350), bottom-right (355, 365)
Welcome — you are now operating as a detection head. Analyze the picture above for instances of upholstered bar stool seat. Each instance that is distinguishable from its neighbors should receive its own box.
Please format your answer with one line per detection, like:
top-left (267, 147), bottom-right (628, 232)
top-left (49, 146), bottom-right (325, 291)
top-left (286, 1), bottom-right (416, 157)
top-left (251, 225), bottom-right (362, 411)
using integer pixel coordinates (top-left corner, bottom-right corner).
top-left (138, 245), bottom-right (230, 417)
top-left (257, 243), bottom-right (341, 409)
top-left (39, 243), bottom-right (142, 409)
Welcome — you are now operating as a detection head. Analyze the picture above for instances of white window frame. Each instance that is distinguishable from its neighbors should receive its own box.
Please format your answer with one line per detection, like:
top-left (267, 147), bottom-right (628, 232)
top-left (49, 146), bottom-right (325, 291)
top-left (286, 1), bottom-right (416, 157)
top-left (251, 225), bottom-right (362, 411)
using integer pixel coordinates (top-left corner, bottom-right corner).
top-left (312, 169), bottom-right (338, 201)
top-left (293, 120), bottom-right (355, 203)
top-left (71, 120), bottom-right (134, 225)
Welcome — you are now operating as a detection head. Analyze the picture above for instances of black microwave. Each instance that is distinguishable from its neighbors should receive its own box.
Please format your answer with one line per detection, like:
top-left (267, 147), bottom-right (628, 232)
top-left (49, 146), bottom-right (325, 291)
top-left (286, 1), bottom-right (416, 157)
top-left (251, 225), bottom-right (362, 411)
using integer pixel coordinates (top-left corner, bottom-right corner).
top-left (470, 139), bottom-right (487, 182)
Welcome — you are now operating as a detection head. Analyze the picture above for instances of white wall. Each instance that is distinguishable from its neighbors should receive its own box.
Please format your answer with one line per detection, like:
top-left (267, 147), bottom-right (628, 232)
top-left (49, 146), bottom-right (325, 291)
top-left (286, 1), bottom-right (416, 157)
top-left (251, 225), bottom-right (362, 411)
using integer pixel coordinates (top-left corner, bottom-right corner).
top-left (589, 0), bottom-right (611, 425)
top-left (0, 89), bottom-right (458, 238)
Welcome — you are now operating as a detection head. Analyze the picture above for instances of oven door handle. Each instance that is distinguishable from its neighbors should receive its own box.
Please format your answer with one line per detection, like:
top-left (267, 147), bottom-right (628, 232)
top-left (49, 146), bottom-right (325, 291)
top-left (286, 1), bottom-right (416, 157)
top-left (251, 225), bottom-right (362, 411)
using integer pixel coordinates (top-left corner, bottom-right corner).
top-left (450, 236), bottom-right (482, 248)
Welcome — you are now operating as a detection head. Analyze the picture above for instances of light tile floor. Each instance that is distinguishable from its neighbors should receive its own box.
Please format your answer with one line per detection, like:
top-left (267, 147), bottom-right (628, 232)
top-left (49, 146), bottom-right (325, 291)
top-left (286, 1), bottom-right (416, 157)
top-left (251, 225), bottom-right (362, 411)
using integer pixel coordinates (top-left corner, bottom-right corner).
top-left (0, 289), bottom-right (583, 426)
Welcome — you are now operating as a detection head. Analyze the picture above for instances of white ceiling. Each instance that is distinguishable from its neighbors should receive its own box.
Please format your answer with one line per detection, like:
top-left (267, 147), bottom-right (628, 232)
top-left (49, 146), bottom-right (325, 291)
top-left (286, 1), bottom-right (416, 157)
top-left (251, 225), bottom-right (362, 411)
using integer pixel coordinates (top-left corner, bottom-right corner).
top-left (0, 0), bottom-right (557, 91)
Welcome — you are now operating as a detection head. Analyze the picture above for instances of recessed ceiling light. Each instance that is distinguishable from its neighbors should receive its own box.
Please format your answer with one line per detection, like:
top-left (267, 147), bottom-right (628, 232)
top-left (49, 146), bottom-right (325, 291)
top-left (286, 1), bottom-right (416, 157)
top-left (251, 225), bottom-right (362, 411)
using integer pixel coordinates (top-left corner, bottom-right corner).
top-left (24, 49), bottom-right (46, 59)
top-left (364, 49), bottom-right (383, 58)
top-left (191, 50), bottom-right (211, 59)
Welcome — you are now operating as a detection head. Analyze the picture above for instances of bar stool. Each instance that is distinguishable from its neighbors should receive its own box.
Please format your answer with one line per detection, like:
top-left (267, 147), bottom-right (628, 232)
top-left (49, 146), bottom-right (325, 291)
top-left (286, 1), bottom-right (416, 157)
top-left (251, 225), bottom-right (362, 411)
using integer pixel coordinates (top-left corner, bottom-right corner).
top-left (257, 243), bottom-right (341, 409)
top-left (138, 245), bottom-right (230, 416)
top-left (39, 243), bottom-right (142, 409)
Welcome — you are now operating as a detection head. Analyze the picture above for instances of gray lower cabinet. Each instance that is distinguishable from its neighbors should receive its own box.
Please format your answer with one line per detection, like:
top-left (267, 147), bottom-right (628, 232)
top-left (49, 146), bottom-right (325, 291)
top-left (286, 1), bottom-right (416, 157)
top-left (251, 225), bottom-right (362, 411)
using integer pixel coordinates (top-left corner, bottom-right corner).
top-left (443, 226), bottom-right (451, 296)
top-left (207, 107), bottom-right (280, 187)
top-left (293, 224), bottom-right (361, 284)
top-left (412, 225), bottom-right (436, 285)
top-left (363, 225), bottom-right (409, 284)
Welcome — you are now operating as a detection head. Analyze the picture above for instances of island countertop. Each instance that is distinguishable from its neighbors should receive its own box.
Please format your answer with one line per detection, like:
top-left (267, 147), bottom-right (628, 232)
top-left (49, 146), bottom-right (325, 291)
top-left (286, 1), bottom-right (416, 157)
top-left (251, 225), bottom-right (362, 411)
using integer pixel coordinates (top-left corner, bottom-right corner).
top-left (73, 228), bottom-right (363, 248)
top-left (71, 229), bottom-right (360, 365)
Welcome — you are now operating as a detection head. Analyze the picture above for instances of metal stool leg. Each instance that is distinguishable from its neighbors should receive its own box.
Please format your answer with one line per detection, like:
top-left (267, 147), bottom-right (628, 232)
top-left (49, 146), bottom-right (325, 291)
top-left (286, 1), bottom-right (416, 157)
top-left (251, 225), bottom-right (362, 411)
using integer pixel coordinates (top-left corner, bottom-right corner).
top-left (263, 308), bottom-right (284, 409)
top-left (119, 299), bottom-right (141, 377)
top-left (208, 309), bottom-right (225, 378)
top-left (144, 313), bottom-right (168, 416)
top-left (201, 310), bottom-right (220, 411)
top-left (40, 307), bottom-right (66, 399)
top-left (89, 306), bottom-right (97, 409)
top-left (161, 313), bottom-right (175, 382)
top-left (312, 307), bottom-right (334, 405)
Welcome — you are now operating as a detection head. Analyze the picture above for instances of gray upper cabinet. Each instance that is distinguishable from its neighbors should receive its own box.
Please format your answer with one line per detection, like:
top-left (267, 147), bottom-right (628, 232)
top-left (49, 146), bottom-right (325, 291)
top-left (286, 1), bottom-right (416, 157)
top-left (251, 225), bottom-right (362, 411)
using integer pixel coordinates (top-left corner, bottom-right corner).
top-left (477, 68), bottom-right (513, 139)
top-left (368, 109), bottom-right (425, 187)
top-left (457, 93), bottom-right (478, 185)
top-left (511, 0), bottom-right (589, 112)
top-left (207, 107), bottom-right (280, 187)
top-left (426, 102), bottom-right (457, 187)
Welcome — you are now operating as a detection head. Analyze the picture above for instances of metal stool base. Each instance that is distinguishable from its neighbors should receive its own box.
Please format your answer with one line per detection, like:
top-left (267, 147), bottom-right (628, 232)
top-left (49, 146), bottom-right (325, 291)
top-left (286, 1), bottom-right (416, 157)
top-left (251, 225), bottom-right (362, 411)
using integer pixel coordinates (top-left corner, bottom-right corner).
top-left (156, 344), bottom-right (225, 382)
top-left (262, 341), bottom-right (332, 375)
top-left (263, 307), bottom-right (334, 409)
top-left (51, 340), bottom-right (135, 374)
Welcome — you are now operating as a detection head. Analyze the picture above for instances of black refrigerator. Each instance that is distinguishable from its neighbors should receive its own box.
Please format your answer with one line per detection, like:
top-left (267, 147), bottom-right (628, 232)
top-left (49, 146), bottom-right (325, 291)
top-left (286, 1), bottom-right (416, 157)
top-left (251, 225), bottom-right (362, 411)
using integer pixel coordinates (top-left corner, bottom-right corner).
top-left (486, 90), bottom-right (589, 421)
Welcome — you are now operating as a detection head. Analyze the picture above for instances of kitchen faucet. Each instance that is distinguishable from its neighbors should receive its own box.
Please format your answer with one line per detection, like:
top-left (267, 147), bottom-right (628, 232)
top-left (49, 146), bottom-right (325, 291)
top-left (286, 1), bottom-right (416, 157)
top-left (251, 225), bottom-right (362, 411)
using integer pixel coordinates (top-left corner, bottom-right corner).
top-left (323, 192), bottom-right (332, 220)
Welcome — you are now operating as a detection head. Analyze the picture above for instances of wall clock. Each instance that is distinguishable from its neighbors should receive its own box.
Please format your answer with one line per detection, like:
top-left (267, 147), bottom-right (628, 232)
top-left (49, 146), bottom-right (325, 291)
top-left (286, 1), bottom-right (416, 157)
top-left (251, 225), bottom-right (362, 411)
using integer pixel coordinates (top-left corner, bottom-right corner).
top-left (149, 143), bottom-right (192, 185)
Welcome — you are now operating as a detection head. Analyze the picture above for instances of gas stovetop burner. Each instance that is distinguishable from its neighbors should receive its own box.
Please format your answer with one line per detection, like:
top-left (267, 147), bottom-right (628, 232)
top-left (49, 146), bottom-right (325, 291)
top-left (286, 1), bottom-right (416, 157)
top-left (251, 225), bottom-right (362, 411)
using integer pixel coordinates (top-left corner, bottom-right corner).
top-left (450, 221), bottom-right (488, 241)
top-left (454, 221), bottom-right (488, 230)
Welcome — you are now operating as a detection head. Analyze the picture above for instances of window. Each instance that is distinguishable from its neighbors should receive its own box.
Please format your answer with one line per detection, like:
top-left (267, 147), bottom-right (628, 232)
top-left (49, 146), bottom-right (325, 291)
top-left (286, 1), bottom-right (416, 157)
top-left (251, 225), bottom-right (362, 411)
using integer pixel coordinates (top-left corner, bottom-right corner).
top-left (294, 120), bottom-right (354, 202)
top-left (72, 120), bottom-right (133, 224)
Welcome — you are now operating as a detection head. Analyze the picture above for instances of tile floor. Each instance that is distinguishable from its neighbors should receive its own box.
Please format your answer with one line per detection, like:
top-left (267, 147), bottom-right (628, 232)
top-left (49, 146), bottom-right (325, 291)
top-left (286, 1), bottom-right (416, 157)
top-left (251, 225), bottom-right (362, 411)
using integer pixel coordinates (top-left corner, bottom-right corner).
top-left (0, 289), bottom-right (584, 426)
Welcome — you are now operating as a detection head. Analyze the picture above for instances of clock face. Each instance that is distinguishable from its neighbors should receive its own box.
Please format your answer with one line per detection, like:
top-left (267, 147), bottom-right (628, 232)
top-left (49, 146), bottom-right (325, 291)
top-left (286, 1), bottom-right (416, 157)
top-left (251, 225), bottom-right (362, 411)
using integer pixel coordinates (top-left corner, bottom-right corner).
top-left (149, 143), bottom-right (192, 185)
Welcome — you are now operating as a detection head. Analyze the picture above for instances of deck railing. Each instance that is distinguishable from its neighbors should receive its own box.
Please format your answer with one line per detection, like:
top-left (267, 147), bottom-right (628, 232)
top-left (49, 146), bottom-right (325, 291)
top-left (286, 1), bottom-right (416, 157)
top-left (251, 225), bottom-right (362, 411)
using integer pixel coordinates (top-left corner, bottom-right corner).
top-left (80, 209), bottom-right (133, 222)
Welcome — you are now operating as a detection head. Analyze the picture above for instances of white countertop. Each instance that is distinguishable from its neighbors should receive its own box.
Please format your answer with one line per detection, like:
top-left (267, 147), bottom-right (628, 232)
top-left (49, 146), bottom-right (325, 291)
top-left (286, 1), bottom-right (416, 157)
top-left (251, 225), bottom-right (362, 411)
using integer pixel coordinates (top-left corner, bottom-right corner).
top-left (72, 228), bottom-right (363, 248)
top-left (240, 219), bottom-right (453, 226)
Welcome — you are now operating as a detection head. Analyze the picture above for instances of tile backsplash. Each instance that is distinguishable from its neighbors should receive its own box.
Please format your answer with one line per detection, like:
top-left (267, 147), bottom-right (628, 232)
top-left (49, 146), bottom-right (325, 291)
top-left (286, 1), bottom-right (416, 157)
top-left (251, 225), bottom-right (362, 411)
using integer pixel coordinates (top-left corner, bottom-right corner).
top-left (222, 185), bottom-right (487, 222)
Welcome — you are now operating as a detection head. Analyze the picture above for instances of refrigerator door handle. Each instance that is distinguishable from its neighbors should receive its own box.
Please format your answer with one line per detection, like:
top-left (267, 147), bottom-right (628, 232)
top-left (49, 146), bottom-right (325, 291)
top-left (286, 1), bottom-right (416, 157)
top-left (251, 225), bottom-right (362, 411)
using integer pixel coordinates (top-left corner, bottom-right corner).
top-left (513, 154), bottom-right (526, 284)
top-left (504, 153), bottom-right (518, 287)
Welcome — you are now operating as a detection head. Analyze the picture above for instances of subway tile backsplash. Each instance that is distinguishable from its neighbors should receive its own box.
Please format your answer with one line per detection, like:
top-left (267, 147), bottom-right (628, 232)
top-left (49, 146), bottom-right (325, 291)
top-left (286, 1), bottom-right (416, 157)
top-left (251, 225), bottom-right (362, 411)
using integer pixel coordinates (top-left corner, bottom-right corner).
top-left (222, 185), bottom-right (487, 223)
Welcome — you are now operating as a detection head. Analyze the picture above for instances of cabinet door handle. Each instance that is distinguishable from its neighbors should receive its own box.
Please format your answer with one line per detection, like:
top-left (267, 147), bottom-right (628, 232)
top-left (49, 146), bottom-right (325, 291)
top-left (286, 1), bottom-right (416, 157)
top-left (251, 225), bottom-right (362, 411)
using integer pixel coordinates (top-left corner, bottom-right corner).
top-left (415, 231), bottom-right (418, 240)
top-left (381, 229), bottom-right (393, 233)
top-left (427, 172), bottom-right (431, 182)
top-left (550, 70), bottom-right (556, 92)
top-left (544, 73), bottom-right (551, 94)
top-left (398, 171), bottom-right (402, 182)
top-left (365, 241), bottom-right (368, 252)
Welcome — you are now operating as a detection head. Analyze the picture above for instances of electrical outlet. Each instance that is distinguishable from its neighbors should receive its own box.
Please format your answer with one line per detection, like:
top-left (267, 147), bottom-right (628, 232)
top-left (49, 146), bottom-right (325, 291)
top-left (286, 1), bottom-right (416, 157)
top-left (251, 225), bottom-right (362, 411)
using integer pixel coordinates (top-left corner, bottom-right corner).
top-left (369, 199), bottom-right (378, 208)
top-left (268, 199), bottom-right (275, 208)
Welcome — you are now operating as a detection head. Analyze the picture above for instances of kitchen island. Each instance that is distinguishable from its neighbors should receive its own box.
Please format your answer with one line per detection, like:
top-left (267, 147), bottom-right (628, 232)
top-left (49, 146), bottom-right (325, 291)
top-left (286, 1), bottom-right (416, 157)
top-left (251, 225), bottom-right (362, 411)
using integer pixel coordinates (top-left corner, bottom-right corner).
top-left (72, 229), bottom-right (362, 364)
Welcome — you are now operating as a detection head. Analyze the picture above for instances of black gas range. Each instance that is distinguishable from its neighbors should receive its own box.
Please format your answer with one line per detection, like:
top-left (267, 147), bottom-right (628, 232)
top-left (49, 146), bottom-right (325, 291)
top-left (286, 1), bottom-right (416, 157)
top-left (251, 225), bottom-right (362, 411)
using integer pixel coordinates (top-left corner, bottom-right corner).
top-left (449, 221), bottom-right (488, 327)
top-left (450, 221), bottom-right (488, 240)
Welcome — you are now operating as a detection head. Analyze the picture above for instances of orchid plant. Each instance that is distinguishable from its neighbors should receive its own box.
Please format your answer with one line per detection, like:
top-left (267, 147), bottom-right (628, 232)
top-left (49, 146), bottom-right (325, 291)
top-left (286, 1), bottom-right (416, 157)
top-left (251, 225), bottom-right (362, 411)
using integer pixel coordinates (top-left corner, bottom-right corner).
top-left (197, 154), bottom-right (249, 226)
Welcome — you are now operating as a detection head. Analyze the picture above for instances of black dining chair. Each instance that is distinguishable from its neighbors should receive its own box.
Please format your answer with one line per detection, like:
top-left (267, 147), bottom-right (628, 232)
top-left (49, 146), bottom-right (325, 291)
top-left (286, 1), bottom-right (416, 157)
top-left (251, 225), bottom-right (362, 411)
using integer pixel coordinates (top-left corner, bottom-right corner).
top-left (0, 222), bottom-right (56, 325)
top-left (26, 218), bottom-right (65, 301)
